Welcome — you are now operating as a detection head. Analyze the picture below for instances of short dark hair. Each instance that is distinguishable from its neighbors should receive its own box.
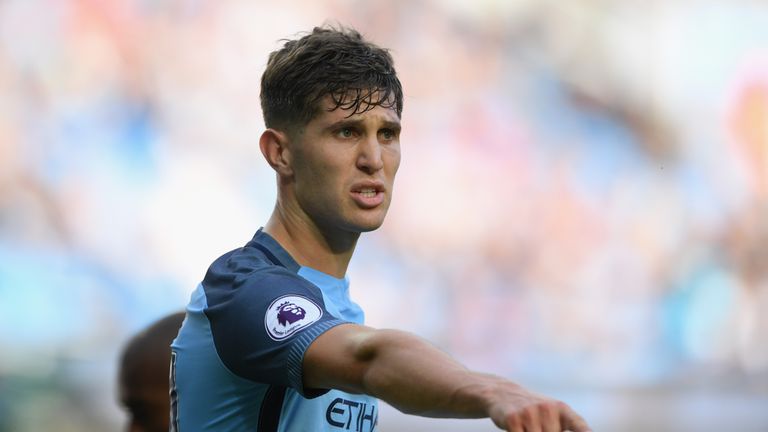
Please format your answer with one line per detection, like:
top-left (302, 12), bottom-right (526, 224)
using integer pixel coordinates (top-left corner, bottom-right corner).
top-left (260, 26), bottom-right (403, 132)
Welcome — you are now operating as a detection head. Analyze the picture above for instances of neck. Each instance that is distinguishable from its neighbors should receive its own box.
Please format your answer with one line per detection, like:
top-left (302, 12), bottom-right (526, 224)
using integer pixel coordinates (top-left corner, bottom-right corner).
top-left (264, 202), bottom-right (359, 278)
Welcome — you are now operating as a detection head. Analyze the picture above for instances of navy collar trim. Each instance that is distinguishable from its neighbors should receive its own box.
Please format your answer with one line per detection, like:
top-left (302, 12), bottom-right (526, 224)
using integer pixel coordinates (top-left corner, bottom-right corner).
top-left (249, 228), bottom-right (301, 273)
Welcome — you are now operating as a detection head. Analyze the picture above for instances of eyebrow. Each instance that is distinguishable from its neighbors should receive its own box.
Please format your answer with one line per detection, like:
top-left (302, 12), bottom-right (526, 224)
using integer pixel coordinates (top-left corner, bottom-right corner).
top-left (324, 118), bottom-right (401, 133)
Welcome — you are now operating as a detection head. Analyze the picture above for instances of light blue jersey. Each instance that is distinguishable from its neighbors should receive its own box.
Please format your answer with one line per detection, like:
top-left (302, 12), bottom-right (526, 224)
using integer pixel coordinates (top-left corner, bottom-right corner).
top-left (170, 229), bottom-right (378, 431)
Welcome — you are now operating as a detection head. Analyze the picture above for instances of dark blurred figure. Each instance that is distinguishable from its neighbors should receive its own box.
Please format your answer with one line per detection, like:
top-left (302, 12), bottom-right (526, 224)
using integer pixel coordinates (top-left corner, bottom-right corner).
top-left (118, 312), bottom-right (185, 432)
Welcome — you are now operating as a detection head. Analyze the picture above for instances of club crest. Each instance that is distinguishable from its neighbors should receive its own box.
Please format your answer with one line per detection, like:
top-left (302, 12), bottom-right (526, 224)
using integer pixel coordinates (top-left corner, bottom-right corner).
top-left (265, 295), bottom-right (322, 340)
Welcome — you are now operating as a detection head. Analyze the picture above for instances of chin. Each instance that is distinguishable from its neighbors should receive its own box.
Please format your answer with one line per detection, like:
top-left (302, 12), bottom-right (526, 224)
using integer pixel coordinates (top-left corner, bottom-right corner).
top-left (346, 219), bottom-right (384, 233)
top-left (345, 213), bottom-right (387, 233)
top-left (356, 223), bottom-right (383, 233)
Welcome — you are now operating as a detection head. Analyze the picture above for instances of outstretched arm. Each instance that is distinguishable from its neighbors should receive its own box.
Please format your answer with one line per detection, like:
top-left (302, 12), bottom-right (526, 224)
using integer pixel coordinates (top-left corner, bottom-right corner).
top-left (303, 324), bottom-right (591, 432)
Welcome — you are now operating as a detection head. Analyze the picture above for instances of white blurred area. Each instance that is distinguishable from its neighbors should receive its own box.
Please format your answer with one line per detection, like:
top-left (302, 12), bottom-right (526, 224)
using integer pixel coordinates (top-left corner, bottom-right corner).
top-left (1, 0), bottom-right (767, 430)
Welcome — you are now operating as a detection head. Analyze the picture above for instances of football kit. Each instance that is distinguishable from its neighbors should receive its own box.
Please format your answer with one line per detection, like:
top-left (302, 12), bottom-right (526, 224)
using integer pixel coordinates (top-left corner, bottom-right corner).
top-left (170, 229), bottom-right (378, 431)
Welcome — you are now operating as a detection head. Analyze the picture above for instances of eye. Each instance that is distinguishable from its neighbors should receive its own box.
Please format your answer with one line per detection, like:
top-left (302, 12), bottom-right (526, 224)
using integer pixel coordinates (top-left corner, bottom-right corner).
top-left (379, 128), bottom-right (397, 141)
top-left (337, 127), bottom-right (354, 138)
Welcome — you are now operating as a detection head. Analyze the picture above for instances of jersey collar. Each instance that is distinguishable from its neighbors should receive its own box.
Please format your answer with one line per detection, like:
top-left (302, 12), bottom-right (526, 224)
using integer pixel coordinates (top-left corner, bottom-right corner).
top-left (248, 228), bottom-right (301, 272)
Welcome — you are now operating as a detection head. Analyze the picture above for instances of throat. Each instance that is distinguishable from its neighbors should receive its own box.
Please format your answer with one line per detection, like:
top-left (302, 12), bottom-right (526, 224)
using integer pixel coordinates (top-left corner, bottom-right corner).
top-left (263, 211), bottom-right (358, 278)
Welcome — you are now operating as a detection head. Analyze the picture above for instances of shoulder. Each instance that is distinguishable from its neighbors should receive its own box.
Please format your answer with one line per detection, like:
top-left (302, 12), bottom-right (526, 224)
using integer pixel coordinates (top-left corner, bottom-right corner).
top-left (203, 245), bottom-right (312, 295)
top-left (199, 245), bottom-right (328, 323)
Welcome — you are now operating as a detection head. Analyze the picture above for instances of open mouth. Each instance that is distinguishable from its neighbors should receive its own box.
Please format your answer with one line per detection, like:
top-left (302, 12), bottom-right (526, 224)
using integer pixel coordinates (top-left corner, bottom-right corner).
top-left (355, 187), bottom-right (379, 198)
top-left (351, 183), bottom-right (386, 208)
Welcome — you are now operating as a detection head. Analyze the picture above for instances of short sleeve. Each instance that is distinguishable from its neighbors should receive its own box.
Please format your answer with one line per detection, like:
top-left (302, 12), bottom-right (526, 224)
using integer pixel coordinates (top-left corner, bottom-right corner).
top-left (202, 265), bottom-right (348, 397)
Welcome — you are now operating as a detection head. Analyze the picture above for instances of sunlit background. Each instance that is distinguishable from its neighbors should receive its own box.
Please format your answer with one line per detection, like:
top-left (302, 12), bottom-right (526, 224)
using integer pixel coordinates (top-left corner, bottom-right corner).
top-left (1, 0), bottom-right (767, 431)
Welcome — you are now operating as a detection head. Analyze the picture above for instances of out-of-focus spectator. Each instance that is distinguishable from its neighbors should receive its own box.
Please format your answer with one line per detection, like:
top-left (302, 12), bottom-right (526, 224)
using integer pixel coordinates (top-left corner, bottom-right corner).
top-left (117, 312), bottom-right (185, 432)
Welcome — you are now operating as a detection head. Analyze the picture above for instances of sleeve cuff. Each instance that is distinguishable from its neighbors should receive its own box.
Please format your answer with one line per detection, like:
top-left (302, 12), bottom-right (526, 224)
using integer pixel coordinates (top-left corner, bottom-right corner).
top-left (286, 319), bottom-right (349, 398)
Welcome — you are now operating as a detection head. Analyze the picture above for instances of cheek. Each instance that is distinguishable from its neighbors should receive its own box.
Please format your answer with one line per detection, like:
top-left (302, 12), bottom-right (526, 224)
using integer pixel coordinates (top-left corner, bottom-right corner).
top-left (304, 150), bottom-right (348, 181)
top-left (386, 149), bottom-right (401, 176)
top-left (296, 158), bottom-right (339, 193)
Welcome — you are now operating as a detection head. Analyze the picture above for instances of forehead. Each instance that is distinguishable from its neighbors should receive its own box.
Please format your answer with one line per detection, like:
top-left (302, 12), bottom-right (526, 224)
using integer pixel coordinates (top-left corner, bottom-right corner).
top-left (313, 94), bottom-right (400, 126)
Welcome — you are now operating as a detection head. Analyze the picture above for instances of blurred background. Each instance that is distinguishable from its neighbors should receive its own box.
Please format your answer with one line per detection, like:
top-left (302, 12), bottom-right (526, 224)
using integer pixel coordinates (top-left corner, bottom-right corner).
top-left (1, 0), bottom-right (767, 430)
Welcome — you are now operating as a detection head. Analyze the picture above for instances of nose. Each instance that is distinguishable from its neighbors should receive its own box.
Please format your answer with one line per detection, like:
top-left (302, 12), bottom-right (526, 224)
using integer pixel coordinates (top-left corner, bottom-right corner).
top-left (356, 134), bottom-right (384, 174)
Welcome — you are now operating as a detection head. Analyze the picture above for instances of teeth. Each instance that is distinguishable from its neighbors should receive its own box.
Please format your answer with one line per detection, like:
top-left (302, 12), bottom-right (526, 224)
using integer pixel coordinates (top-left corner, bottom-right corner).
top-left (359, 188), bottom-right (377, 198)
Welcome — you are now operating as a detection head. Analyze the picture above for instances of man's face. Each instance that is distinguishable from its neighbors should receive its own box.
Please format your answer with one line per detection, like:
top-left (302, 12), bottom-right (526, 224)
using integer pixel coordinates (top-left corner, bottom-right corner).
top-left (288, 97), bottom-right (401, 234)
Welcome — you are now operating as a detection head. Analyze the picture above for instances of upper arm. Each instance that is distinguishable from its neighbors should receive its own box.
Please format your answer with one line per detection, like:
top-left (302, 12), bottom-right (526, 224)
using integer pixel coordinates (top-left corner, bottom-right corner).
top-left (302, 323), bottom-right (379, 394)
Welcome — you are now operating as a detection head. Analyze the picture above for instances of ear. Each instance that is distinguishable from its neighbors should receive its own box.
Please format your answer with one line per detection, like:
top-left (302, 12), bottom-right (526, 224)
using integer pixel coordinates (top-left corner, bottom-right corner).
top-left (259, 128), bottom-right (293, 177)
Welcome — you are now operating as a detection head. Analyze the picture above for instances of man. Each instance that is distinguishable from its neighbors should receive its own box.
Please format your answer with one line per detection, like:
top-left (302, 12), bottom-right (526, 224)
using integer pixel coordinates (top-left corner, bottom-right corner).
top-left (171, 26), bottom-right (591, 432)
top-left (118, 312), bottom-right (186, 432)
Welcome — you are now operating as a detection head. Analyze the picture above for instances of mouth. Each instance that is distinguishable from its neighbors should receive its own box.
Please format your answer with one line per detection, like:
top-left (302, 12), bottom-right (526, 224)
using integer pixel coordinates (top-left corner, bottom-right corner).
top-left (351, 183), bottom-right (386, 208)
top-left (354, 187), bottom-right (380, 198)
